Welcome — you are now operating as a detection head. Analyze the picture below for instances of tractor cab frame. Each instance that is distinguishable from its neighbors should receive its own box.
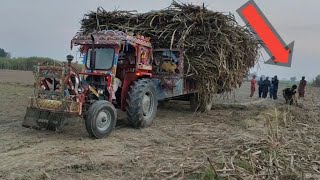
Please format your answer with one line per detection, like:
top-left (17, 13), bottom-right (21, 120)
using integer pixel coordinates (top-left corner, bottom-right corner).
top-left (23, 30), bottom-right (205, 139)
top-left (71, 30), bottom-right (154, 111)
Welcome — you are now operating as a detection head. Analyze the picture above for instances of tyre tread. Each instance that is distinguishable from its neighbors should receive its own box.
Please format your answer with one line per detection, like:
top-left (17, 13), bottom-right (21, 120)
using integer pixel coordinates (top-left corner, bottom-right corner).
top-left (126, 79), bottom-right (157, 128)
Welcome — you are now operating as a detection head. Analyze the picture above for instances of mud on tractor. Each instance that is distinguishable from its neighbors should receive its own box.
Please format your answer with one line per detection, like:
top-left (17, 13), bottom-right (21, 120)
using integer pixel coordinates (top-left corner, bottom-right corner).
top-left (23, 30), bottom-right (209, 138)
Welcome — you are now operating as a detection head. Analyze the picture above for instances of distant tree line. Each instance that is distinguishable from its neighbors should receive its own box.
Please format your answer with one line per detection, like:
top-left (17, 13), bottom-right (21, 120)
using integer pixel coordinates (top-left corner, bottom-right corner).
top-left (0, 48), bottom-right (56, 71)
top-left (0, 57), bottom-right (83, 72)
top-left (290, 77), bottom-right (297, 82)
top-left (0, 57), bottom-right (57, 71)
top-left (0, 48), bottom-right (83, 71)
top-left (0, 48), bottom-right (10, 58)
top-left (312, 75), bottom-right (320, 87)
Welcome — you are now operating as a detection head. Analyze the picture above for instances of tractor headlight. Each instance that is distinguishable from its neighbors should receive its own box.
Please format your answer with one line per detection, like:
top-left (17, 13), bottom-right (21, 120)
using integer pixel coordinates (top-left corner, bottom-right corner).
top-left (98, 89), bottom-right (104, 95)
top-left (78, 87), bottom-right (83, 94)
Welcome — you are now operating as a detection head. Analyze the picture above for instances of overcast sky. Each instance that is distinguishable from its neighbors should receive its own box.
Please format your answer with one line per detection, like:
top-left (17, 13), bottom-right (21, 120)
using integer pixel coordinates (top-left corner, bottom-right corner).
top-left (0, 0), bottom-right (319, 80)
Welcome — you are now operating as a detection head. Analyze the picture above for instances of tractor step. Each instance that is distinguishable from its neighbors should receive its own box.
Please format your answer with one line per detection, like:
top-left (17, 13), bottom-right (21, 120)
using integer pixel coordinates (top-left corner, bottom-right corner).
top-left (23, 107), bottom-right (67, 132)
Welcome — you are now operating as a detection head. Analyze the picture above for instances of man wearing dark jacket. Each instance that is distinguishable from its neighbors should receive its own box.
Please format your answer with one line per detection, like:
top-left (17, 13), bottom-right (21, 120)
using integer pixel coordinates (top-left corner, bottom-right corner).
top-left (283, 85), bottom-right (297, 105)
top-left (262, 77), bottom-right (271, 98)
top-left (258, 77), bottom-right (264, 98)
top-left (272, 76), bottom-right (279, 100)
top-left (270, 78), bottom-right (274, 99)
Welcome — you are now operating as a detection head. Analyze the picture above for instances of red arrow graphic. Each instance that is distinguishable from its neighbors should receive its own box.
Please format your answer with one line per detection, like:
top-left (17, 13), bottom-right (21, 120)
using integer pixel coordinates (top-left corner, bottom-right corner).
top-left (237, 0), bottom-right (294, 67)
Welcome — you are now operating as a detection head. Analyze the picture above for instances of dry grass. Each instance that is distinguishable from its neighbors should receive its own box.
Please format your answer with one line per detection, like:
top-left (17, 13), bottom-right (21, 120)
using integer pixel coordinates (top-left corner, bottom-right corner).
top-left (0, 80), bottom-right (319, 179)
top-left (193, 97), bottom-right (320, 179)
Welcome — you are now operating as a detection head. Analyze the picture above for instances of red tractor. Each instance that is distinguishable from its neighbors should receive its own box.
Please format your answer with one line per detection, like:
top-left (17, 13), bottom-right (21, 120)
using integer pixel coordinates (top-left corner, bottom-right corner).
top-left (23, 30), bottom-right (209, 138)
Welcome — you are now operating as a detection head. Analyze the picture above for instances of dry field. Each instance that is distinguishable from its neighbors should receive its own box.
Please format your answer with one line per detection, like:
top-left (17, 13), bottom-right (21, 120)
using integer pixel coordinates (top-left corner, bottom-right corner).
top-left (0, 70), bottom-right (319, 180)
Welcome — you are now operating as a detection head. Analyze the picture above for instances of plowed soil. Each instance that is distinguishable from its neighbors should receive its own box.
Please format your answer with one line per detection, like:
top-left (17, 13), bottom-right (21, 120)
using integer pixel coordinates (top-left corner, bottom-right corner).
top-left (0, 70), bottom-right (319, 180)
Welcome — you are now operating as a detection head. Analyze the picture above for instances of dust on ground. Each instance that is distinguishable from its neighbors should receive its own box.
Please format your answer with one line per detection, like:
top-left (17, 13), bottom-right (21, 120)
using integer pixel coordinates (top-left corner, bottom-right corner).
top-left (0, 70), bottom-right (34, 86)
top-left (0, 70), bottom-right (319, 180)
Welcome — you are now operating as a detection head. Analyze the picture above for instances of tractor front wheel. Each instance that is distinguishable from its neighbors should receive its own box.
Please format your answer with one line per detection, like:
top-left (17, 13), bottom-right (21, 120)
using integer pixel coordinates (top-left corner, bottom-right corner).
top-left (126, 79), bottom-right (158, 128)
top-left (85, 100), bottom-right (117, 139)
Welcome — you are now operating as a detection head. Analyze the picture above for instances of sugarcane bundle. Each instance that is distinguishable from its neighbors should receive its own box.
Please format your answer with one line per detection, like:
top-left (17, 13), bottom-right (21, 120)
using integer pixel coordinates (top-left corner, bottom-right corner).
top-left (80, 1), bottom-right (261, 105)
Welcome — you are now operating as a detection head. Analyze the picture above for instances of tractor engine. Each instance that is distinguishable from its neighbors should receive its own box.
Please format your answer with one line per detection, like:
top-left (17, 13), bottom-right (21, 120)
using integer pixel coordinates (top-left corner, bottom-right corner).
top-left (84, 75), bottom-right (109, 103)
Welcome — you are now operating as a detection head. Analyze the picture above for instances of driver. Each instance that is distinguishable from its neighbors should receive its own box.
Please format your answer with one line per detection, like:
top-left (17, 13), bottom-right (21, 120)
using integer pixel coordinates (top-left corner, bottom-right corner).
top-left (111, 77), bottom-right (122, 104)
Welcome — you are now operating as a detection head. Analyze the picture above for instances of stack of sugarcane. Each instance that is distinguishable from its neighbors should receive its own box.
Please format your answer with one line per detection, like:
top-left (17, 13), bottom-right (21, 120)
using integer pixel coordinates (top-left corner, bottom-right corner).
top-left (80, 1), bottom-right (261, 104)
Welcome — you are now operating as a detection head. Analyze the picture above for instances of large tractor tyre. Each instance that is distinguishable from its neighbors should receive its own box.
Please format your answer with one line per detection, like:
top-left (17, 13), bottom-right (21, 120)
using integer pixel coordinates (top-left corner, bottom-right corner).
top-left (85, 100), bottom-right (117, 139)
top-left (190, 94), bottom-right (213, 112)
top-left (126, 79), bottom-right (158, 128)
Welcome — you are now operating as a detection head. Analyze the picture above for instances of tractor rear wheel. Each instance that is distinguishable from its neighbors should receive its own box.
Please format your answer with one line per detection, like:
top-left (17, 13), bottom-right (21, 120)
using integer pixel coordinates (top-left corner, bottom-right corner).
top-left (126, 79), bottom-right (158, 128)
top-left (85, 100), bottom-right (117, 139)
top-left (190, 93), bottom-right (213, 112)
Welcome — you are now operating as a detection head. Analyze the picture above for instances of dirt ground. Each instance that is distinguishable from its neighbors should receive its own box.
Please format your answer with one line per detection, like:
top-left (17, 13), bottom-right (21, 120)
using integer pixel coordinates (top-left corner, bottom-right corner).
top-left (0, 70), bottom-right (34, 86)
top-left (0, 70), bottom-right (319, 180)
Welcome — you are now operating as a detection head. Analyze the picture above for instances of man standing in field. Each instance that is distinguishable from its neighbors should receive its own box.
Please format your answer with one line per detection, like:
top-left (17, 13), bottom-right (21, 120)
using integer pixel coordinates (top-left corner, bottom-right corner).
top-left (272, 76), bottom-right (279, 100)
top-left (269, 78), bottom-right (274, 99)
top-left (298, 76), bottom-right (307, 98)
top-left (262, 77), bottom-right (271, 98)
top-left (258, 77), bottom-right (264, 98)
top-left (250, 75), bottom-right (256, 97)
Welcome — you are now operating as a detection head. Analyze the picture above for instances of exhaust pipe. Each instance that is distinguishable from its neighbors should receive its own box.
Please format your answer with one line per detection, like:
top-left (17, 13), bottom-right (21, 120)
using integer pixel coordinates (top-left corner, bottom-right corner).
top-left (90, 34), bottom-right (95, 73)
